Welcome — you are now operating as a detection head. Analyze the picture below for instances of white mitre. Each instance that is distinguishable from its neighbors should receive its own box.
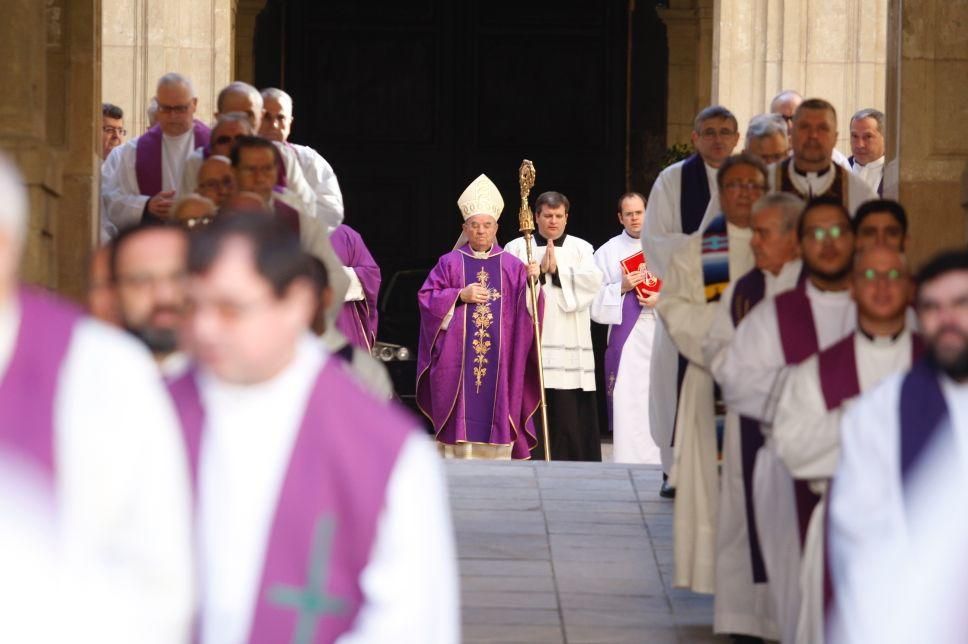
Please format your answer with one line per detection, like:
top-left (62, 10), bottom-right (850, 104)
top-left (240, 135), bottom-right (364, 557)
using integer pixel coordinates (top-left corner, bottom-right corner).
top-left (454, 174), bottom-right (504, 249)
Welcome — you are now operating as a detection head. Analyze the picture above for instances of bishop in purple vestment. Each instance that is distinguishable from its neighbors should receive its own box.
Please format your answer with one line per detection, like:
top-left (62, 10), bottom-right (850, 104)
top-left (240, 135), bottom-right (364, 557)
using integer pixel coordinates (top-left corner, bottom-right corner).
top-left (417, 174), bottom-right (543, 460)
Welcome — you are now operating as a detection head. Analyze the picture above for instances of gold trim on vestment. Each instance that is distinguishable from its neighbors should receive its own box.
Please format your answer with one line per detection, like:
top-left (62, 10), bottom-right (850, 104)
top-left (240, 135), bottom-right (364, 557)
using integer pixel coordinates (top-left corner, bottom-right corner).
top-left (437, 441), bottom-right (513, 460)
top-left (471, 266), bottom-right (501, 392)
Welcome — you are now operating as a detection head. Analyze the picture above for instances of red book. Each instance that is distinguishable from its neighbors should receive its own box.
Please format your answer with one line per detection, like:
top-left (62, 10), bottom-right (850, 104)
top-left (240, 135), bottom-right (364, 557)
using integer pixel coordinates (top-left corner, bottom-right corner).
top-left (620, 250), bottom-right (662, 298)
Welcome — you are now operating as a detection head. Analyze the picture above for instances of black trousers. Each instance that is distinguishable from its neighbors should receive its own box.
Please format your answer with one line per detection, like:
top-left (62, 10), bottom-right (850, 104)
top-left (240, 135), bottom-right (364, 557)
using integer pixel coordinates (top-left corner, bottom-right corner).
top-left (530, 388), bottom-right (602, 462)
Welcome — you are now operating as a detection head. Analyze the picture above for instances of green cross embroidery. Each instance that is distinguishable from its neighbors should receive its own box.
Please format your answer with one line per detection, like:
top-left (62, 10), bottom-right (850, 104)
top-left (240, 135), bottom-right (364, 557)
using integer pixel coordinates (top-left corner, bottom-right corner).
top-left (268, 515), bottom-right (346, 644)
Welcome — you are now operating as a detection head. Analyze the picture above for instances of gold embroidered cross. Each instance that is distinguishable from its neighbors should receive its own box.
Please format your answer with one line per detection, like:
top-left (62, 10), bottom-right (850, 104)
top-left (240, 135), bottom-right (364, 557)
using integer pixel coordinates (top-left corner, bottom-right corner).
top-left (471, 267), bottom-right (500, 392)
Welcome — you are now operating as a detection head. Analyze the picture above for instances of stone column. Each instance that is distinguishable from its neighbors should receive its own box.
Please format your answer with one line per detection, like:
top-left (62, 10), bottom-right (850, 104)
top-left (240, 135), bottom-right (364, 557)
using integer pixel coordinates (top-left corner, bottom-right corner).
top-left (0, 0), bottom-right (100, 299)
top-left (102, 0), bottom-right (234, 137)
top-left (712, 0), bottom-right (888, 153)
top-left (885, 0), bottom-right (968, 264)
top-left (660, 0), bottom-right (715, 146)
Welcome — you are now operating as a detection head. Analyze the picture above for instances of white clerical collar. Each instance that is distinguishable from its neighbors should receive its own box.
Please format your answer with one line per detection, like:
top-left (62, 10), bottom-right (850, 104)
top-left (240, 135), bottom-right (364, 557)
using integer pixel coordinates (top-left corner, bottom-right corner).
top-left (852, 155), bottom-right (885, 170)
top-left (470, 244), bottom-right (494, 259)
top-left (620, 230), bottom-right (640, 243)
top-left (805, 279), bottom-right (851, 301)
top-left (792, 163), bottom-right (833, 178)
top-left (200, 334), bottom-right (326, 399)
top-left (857, 325), bottom-right (908, 346)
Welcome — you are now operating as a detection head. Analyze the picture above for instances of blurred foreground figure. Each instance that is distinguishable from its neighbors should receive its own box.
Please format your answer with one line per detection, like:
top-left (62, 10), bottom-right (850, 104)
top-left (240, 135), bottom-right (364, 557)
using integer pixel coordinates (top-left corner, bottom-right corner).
top-left (0, 155), bottom-right (194, 641)
top-left (171, 214), bottom-right (458, 643)
top-left (829, 249), bottom-right (968, 644)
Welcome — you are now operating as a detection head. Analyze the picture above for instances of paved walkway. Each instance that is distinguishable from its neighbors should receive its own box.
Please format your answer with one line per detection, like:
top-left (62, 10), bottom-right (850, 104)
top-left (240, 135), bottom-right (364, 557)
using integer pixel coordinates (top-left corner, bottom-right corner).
top-left (446, 460), bottom-right (724, 644)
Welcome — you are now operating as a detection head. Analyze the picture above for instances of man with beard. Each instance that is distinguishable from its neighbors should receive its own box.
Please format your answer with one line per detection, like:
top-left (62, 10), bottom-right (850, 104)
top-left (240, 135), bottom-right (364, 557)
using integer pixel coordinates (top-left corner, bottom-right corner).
top-left (111, 223), bottom-right (190, 376)
top-left (828, 249), bottom-right (968, 643)
top-left (769, 99), bottom-right (876, 216)
top-left (713, 197), bottom-right (858, 643)
top-left (774, 246), bottom-right (919, 643)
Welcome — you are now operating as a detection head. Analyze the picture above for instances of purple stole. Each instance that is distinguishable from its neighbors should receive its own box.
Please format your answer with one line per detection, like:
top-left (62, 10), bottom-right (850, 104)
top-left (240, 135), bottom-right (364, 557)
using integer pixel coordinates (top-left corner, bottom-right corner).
top-left (0, 289), bottom-right (81, 478)
top-left (680, 154), bottom-right (711, 235)
top-left (603, 292), bottom-right (642, 430)
top-left (169, 359), bottom-right (411, 643)
top-left (461, 252), bottom-right (504, 443)
top-left (775, 157), bottom-right (849, 206)
top-left (898, 358), bottom-right (950, 487)
top-left (135, 120), bottom-right (211, 196)
top-left (330, 225), bottom-right (381, 352)
top-left (729, 269), bottom-right (770, 582)
top-left (272, 189), bottom-right (301, 234)
top-left (774, 284), bottom-right (826, 546)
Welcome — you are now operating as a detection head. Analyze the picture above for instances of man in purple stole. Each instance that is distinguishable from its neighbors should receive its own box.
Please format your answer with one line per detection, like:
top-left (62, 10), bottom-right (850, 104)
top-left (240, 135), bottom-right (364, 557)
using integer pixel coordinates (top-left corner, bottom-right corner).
top-left (703, 192), bottom-right (803, 640)
top-left (642, 105), bottom-right (740, 493)
top-left (774, 247), bottom-right (919, 643)
top-left (0, 154), bottom-right (195, 642)
top-left (170, 214), bottom-right (458, 643)
top-left (829, 250), bottom-right (968, 644)
top-left (714, 197), bottom-right (858, 643)
top-left (768, 98), bottom-right (876, 216)
top-left (417, 174), bottom-right (542, 460)
top-left (102, 72), bottom-right (211, 234)
top-left (329, 224), bottom-right (381, 351)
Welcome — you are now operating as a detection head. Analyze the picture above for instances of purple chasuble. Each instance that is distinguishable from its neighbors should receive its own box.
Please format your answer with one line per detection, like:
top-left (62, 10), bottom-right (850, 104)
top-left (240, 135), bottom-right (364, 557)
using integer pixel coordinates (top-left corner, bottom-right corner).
top-left (679, 154), bottom-right (711, 235)
top-left (729, 268), bottom-right (769, 583)
top-left (135, 120), bottom-right (211, 196)
top-left (0, 288), bottom-right (82, 478)
top-left (330, 225), bottom-right (381, 351)
top-left (169, 359), bottom-right (412, 643)
top-left (416, 243), bottom-right (543, 459)
top-left (603, 292), bottom-right (642, 430)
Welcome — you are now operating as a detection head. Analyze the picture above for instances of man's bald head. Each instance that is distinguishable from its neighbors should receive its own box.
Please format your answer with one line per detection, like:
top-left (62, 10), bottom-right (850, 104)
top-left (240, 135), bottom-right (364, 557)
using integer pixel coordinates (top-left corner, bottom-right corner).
top-left (216, 81), bottom-right (264, 131)
top-left (197, 155), bottom-right (235, 208)
top-left (770, 90), bottom-right (803, 137)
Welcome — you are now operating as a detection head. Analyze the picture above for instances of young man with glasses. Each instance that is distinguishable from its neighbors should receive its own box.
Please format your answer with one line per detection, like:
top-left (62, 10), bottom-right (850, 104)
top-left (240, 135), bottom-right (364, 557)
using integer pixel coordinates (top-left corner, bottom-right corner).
top-left (654, 153), bottom-right (767, 597)
top-left (101, 73), bottom-right (210, 235)
top-left (641, 104), bottom-right (741, 496)
top-left (714, 196), bottom-right (858, 643)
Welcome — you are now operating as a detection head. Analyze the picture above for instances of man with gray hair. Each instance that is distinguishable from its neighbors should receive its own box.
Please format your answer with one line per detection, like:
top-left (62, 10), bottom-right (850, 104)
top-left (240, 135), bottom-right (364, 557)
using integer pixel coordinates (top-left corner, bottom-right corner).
top-left (702, 191), bottom-right (803, 641)
top-left (0, 154), bottom-right (194, 642)
top-left (101, 72), bottom-right (211, 235)
top-left (642, 104), bottom-right (740, 493)
top-left (178, 111), bottom-right (253, 197)
top-left (744, 113), bottom-right (789, 165)
top-left (212, 82), bottom-right (332, 229)
top-left (259, 87), bottom-right (345, 231)
top-left (849, 108), bottom-right (886, 196)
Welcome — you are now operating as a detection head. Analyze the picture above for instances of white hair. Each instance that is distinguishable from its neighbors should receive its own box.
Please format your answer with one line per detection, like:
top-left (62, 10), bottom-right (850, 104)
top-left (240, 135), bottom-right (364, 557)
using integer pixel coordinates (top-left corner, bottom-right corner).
top-left (146, 97), bottom-right (159, 126)
top-left (211, 112), bottom-right (254, 135)
top-left (752, 192), bottom-right (804, 233)
top-left (217, 81), bottom-right (263, 114)
top-left (205, 154), bottom-right (232, 166)
top-left (156, 72), bottom-right (196, 98)
top-left (770, 89), bottom-right (803, 110)
top-left (260, 87), bottom-right (294, 116)
top-left (745, 113), bottom-right (788, 146)
top-left (0, 154), bottom-right (27, 243)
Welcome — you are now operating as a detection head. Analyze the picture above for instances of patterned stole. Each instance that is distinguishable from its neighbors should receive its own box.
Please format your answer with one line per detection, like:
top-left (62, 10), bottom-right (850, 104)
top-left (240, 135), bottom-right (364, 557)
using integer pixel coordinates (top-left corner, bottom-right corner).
top-left (460, 252), bottom-right (503, 443)
top-left (680, 154), bottom-right (711, 235)
top-left (701, 214), bottom-right (730, 303)
top-left (775, 157), bottom-right (850, 207)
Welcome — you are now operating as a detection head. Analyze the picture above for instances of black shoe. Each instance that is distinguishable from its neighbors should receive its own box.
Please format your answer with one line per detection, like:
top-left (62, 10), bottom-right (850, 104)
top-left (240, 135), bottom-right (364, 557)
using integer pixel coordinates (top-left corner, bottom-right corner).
top-left (659, 480), bottom-right (676, 499)
top-left (729, 636), bottom-right (764, 644)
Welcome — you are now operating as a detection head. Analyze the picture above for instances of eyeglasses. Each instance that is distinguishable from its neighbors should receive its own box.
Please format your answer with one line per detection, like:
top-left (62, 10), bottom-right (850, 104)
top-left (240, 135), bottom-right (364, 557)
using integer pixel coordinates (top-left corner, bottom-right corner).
top-left (699, 128), bottom-right (737, 140)
top-left (116, 271), bottom-right (188, 291)
top-left (238, 163), bottom-right (277, 176)
top-left (198, 177), bottom-right (235, 192)
top-left (760, 152), bottom-right (788, 164)
top-left (804, 225), bottom-right (848, 242)
top-left (263, 113), bottom-right (290, 125)
top-left (102, 126), bottom-right (127, 137)
top-left (213, 135), bottom-right (239, 146)
top-left (157, 102), bottom-right (193, 114)
top-left (858, 268), bottom-right (904, 283)
top-left (723, 180), bottom-right (767, 193)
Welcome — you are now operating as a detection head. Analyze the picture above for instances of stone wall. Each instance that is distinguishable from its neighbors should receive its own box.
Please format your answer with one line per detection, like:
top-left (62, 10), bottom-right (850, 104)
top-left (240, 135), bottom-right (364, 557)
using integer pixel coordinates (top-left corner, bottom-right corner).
top-left (711, 0), bottom-right (888, 154)
top-left (659, 0), bottom-right (714, 146)
top-left (0, 0), bottom-right (100, 299)
top-left (102, 0), bottom-right (234, 136)
top-left (885, 0), bottom-right (968, 264)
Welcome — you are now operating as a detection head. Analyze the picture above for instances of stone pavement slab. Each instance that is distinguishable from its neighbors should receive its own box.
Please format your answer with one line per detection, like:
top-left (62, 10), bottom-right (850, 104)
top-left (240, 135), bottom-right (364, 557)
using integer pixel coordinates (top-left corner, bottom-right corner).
top-left (446, 460), bottom-right (726, 643)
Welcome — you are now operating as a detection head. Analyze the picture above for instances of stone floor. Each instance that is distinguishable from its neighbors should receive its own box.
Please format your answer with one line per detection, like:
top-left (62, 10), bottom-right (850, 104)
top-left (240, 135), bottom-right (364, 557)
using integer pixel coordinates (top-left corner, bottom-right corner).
top-left (446, 459), bottom-right (725, 644)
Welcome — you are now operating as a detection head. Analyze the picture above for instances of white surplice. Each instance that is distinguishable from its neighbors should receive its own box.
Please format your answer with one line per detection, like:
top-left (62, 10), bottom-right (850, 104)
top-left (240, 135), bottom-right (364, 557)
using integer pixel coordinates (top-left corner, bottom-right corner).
top-left (197, 336), bottom-right (458, 644)
top-left (641, 157), bottom-right (722, 474)
top-left (320, 327), bottom-right (394, 400)
top-left (767, 161), bottom-right (878, 215)
top-left (701, 257), bottom-right (802, 639)
top-left (774, 329), bottom-right (914, 644)
top-left (849, 156), bottom-right (884, 195)
top-left (504, 234), bottom-right (603, 391)
top-left (290, 143), bottom-right (345, 231)
top-left (0, 298), bottom-right (194, 644)
top-left (656, 219), bottom-right (754, 594)
top-left (591, 230), bottom-right (661, 464)
top-left (712, 281), bottom-right (855, 644)
top-left (829, 372), bottom-right (968, 644)
top-left (101, 129), bottom-right (196, 234)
